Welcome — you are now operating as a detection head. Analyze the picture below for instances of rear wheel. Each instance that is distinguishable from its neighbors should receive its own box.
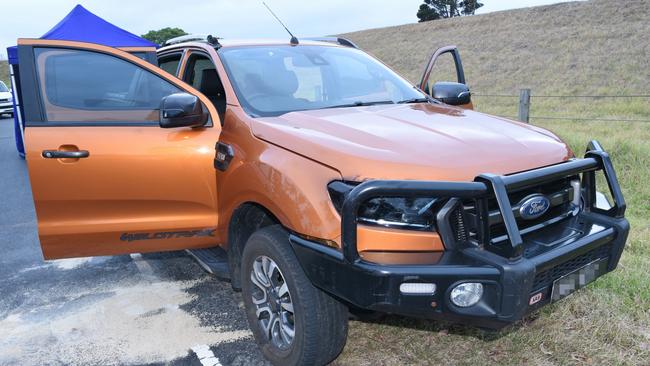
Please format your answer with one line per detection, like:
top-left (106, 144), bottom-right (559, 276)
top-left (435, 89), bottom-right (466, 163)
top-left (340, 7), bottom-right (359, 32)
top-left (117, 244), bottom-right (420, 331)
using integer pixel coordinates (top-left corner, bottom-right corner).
top-left (241, 225), bottom-right (348, 366)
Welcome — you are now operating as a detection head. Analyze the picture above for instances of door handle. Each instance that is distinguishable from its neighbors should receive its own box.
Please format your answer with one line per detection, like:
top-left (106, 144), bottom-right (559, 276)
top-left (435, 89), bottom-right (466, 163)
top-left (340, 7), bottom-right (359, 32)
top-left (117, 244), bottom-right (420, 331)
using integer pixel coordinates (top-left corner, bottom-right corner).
top-left (42, 150), bottom-right (90, 159)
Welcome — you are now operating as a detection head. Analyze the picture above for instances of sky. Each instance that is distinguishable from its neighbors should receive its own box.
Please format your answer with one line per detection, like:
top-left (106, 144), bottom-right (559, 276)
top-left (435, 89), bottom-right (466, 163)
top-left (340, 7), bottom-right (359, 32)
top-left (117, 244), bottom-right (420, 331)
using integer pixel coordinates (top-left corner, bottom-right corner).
top-left (0, 0), bottom-right (580, 59)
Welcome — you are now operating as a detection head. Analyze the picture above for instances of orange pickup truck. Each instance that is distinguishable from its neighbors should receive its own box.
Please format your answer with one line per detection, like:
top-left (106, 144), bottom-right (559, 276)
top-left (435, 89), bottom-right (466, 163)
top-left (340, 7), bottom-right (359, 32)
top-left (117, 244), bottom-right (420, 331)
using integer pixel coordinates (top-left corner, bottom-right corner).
top-left (13, 35), bottom-right (629, 365)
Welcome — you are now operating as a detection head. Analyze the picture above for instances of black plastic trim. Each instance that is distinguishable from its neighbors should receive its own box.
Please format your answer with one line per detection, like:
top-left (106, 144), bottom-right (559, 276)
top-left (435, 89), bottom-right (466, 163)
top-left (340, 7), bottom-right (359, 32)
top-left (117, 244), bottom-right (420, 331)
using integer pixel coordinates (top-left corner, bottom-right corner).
top-left (17, 45), bottom-right (44, 123)
top-left (214, 142), bottom-right (235, 171)
top-left (302, 37), bottom-right (359, 49)
top-left (435, 198), bottom-right (463, 250)
top-left (476, 174), bottom-right (524, 257)
top-left (42, 150), bottom-right (89, 159)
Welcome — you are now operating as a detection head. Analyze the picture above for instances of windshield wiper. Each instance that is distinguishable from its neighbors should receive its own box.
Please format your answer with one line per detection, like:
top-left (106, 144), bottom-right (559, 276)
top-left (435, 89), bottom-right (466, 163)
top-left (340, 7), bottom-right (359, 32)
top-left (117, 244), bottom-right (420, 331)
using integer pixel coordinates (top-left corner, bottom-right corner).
top-left (322, 100), bottom-right (395, 109)
top-left (401, 86), bottom-right (441, 104)
top-left (397, 97), bottom-right (430, 104)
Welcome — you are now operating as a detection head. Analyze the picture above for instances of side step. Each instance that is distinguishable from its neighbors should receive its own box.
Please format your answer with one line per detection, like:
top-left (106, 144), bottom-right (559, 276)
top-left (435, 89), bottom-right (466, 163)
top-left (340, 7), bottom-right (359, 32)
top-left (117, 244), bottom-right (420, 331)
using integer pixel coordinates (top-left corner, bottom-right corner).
top-left (186, 247), bottom-right (230, 280)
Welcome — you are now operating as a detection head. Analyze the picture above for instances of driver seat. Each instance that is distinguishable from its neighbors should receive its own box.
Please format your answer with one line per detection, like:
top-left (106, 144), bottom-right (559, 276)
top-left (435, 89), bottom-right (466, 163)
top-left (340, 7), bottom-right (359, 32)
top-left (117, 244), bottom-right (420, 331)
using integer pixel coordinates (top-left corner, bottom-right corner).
top-left (199, 69), bottom-right (226, 122)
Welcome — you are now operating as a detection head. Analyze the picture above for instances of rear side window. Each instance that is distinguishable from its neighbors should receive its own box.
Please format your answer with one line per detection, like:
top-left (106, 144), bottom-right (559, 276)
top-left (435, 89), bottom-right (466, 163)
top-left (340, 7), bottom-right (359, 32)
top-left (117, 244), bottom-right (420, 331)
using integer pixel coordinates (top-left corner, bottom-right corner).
top-left (158, 53), bottom-right (182, 76)
top-left (34, 48), bottom-right (181, 123)
top-left (183, 54), bottom-right (214, 90)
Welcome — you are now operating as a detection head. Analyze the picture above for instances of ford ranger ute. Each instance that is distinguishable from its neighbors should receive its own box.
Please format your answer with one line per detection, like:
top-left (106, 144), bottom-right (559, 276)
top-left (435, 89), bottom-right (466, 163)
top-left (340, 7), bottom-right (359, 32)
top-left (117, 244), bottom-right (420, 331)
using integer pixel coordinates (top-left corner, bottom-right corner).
top-left (14, 36), bottom-right (629, 365)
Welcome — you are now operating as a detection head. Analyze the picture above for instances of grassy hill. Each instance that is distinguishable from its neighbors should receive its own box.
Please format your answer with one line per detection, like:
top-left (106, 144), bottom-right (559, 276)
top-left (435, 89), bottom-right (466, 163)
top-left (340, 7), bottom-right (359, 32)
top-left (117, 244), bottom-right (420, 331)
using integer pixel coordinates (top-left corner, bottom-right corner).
top-left (337, 1), bottom-right (650, 365)
top-left (342, 0), bottom-right (649, 121)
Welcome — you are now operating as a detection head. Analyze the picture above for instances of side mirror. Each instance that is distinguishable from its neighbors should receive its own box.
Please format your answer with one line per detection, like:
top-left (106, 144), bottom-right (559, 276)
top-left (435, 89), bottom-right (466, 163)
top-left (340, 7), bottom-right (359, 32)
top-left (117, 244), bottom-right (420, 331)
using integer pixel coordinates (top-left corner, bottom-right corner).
top-left (159, 93), bottom-right (208, 128)
top-left (432, 82), bottom-right (471, 106)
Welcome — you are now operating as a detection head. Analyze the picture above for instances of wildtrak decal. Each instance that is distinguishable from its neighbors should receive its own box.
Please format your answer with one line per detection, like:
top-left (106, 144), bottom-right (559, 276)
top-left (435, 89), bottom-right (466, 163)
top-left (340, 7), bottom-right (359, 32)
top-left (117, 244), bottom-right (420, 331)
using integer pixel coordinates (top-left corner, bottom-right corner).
top-left (120, 228), bottom-right (217, 242)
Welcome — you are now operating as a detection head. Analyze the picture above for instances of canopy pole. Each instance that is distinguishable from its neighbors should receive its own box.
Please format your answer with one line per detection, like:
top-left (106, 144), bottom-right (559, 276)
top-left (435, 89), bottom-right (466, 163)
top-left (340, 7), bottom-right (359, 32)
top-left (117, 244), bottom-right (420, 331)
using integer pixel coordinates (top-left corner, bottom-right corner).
top-left (9, 64), bottom-right (25, 158)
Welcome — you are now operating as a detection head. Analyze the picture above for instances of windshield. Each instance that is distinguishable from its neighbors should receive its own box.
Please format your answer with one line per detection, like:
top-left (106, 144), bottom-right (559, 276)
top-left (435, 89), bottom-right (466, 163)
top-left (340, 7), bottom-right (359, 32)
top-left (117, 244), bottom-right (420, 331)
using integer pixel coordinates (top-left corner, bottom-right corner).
top-left (219, 45), bottom-right (425, 117)
top-left (0, 81), bottom-right (8, 93)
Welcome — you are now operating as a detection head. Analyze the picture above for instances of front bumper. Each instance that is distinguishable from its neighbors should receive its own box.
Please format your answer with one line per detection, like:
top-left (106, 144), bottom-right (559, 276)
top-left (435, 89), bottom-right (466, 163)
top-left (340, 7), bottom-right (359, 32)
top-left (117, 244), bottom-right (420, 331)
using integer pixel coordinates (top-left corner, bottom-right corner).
top-left (290, 141), bottom-right (629, 329)
top-left (0, 103), bottom-right (13, 114)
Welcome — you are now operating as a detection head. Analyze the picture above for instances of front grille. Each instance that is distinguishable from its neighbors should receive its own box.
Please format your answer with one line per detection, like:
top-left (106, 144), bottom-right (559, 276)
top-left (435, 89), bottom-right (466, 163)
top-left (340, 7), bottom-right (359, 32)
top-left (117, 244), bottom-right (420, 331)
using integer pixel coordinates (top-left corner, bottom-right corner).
top-left (488, 203), bottom-right (570, 242)
top-left (532, 243), bottom-right (612, 290)
top-left (458, 177), bottom-right (576, 245)
top-left (0, 98), bottom-right (9, 103)
top-left (489, 177), bottom-right (575, 242)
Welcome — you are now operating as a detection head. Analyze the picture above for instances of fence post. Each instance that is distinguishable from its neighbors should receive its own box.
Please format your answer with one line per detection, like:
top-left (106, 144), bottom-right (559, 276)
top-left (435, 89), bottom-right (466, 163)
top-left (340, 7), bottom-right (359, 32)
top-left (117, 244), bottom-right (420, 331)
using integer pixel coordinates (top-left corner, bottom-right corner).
top-left (518, 88), bottom-right (531, 123)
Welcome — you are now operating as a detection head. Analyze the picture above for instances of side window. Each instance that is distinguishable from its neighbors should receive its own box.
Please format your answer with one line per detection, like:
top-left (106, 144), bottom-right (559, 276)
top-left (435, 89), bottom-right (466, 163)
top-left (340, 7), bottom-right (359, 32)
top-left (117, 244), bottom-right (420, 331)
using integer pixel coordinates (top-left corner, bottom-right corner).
top-left (182, 52), bottom-right (227, 120)
top-left (183, 54), bottom-right (214, 89)
top-left (158, 53), bottom-right (183, 76)
top-left (34, 48), bottom-right (181, 123)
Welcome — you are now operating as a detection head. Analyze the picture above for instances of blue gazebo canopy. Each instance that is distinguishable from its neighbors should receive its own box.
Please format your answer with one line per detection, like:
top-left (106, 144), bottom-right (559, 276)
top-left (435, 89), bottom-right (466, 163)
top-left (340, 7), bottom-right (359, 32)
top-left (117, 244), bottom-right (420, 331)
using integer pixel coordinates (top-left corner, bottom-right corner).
top-left (7, 4), bottom-right (157, 64)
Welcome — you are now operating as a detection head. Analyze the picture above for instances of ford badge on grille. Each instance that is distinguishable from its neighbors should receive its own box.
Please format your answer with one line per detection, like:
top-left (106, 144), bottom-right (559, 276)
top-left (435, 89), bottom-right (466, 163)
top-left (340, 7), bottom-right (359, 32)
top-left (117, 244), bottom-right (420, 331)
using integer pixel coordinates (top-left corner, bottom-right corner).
top-left (519, 194), bottom-right (551, 220)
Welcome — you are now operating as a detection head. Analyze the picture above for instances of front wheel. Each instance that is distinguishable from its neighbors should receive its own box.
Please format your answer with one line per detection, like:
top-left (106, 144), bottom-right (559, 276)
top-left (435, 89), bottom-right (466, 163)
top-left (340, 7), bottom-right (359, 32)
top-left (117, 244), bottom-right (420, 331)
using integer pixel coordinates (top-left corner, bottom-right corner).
top-left (241, 226), bottom-right (348, 366)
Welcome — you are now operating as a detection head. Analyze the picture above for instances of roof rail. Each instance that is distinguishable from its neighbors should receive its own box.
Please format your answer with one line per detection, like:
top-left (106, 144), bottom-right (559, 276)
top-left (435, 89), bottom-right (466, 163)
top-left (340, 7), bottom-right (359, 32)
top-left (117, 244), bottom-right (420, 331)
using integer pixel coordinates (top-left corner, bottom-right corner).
top-left (163, 34), bottom-right (223, 47)
top-left (302, 37), bottom-right (359, 49)
top-left (163, 34), bottom-right (208, 46)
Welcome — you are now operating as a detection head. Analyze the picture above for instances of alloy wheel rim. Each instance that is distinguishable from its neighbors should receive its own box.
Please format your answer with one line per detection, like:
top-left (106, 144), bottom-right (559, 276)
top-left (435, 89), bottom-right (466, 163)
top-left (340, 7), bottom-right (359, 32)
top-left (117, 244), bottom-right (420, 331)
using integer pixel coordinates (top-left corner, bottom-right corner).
top-left (250, 255), bottom-right (295, 350)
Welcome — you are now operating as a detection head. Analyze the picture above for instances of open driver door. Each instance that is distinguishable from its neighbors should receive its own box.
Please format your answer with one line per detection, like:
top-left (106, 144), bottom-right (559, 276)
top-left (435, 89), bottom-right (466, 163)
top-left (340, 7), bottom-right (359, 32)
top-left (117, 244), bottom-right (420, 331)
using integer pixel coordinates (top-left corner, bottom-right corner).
top-left (17, 39), bottom-right (223, 259)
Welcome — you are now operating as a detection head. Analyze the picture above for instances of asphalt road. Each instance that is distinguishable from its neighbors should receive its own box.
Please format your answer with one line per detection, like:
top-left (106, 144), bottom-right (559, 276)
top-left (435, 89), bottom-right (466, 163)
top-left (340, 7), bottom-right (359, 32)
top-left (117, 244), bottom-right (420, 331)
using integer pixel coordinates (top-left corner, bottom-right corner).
top-left (0, 117), bottom-right (269, 366)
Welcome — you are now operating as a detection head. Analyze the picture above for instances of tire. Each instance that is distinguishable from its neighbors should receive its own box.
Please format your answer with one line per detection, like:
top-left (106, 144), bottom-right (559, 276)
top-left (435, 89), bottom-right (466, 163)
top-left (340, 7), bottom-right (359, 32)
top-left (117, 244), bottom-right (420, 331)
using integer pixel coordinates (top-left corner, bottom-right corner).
top-left (241, 225), bottom-right (348, 366)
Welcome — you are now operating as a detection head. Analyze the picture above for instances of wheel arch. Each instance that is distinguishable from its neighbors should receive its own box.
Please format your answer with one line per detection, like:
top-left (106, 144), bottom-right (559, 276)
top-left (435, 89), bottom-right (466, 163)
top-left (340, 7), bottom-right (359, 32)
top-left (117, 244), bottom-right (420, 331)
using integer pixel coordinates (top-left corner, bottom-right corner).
top-left (227, 202), bottom-right (282, 290)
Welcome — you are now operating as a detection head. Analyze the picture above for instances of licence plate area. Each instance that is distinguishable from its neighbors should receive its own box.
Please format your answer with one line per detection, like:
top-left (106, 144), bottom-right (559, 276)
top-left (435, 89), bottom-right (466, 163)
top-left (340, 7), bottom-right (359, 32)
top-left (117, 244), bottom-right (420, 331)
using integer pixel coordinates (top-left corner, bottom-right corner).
top-left (550, 257), bottom-right (608, 302)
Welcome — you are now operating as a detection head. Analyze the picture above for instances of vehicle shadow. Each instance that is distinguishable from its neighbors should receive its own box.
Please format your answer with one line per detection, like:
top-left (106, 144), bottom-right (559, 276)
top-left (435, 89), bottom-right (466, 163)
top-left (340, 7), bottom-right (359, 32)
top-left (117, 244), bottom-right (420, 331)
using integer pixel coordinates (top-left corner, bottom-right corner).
top-left (350, 310), bottom-right (542, 341)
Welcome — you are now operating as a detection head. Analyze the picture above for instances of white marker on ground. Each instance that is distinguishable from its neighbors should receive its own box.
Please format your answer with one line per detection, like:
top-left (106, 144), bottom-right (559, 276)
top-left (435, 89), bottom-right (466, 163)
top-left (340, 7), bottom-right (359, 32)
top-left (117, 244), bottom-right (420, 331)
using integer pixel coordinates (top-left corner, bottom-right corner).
top-left (192, 344), bottom-right (222, 366)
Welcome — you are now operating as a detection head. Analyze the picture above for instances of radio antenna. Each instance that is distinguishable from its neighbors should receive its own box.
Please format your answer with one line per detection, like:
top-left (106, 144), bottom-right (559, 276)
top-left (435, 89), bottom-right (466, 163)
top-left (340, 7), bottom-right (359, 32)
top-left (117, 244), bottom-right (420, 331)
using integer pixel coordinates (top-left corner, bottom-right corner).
top-left (262, 1), bottom-right (299, 45)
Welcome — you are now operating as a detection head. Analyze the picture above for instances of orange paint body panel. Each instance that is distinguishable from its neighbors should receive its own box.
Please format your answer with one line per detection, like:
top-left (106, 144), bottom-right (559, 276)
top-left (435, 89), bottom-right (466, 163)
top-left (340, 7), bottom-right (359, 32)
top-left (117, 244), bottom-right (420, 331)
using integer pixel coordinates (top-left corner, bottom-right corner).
top-left (26, 127), bottom-right (221, 259)
top-left (357, 225), bottom-right (444, 252)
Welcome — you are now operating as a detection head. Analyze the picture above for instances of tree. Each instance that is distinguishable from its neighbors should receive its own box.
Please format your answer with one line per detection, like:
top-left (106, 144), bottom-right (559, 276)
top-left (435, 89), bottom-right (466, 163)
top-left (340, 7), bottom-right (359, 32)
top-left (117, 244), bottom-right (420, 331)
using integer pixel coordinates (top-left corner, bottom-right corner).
top-left (460, 0), bottom-right (484, 15)
top-left (417, 4), bottom-right (441, 22)
top-left (417, 0), bottom-right (484, 22)
top-left (141, 27), bottom-right (188, 45)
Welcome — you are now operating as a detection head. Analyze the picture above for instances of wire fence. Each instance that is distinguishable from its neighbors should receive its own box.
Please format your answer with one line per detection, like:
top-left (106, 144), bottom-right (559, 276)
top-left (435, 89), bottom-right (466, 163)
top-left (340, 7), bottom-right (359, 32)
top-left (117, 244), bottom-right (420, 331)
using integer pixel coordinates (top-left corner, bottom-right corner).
top-left (472, 91), bottom-right (650, 123)
top-left (475, 94), bottom-right (650, 98)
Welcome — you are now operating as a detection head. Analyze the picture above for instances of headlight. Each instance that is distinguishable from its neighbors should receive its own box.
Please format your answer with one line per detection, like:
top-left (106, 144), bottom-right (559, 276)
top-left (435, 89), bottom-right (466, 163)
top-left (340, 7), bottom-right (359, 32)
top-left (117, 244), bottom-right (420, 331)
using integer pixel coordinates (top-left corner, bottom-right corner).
top-left (327, 181), bottom-right (443, 231)
top-left (357, 196), bottom-right (438, 230)
top-left (450, 282), bottom-right (483, 307)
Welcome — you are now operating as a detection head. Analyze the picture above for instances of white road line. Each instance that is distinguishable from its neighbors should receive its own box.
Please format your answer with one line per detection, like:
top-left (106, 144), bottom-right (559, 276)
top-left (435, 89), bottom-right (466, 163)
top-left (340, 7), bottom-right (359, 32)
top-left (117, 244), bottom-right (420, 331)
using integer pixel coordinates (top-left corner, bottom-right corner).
top-left (191, 344), bottom-right (222, 366)
top-left (129, 253), bottom-right (156, 277)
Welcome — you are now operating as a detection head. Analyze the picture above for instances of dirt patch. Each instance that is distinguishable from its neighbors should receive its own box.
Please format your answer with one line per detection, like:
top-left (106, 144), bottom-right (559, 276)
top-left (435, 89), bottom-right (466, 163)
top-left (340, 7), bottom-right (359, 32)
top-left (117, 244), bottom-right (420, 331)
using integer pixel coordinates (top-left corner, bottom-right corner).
top-left (0, 279), bottom-right (251, 365)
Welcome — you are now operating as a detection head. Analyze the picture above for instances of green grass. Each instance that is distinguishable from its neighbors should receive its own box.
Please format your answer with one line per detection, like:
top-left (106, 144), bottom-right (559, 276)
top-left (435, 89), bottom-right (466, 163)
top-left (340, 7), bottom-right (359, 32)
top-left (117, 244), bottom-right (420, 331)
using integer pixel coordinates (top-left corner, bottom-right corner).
top-left (336, 0), bottom-right (650, 364)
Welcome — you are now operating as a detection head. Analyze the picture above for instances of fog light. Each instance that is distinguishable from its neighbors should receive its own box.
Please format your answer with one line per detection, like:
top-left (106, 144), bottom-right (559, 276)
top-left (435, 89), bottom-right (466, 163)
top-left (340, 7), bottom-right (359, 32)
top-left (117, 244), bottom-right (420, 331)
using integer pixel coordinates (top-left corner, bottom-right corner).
top-left (400, 283), bottom-right (436, 295)
top-left (450, 282), bottom-right (483, 307)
